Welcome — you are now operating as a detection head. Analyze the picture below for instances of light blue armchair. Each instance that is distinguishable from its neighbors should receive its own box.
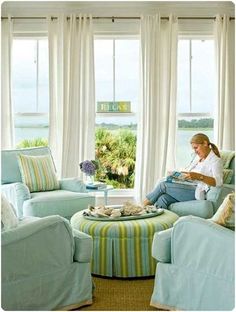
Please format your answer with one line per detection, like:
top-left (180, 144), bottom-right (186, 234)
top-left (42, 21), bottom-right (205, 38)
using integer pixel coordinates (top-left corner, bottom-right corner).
top-left (168, 151), bottom-right (235, 218)
top-left (2, 215), bottom-right (93, 310)
top-left (1, 147), bottom-right (95, 219)
top-left (150, 216), bottom-right (235, 311)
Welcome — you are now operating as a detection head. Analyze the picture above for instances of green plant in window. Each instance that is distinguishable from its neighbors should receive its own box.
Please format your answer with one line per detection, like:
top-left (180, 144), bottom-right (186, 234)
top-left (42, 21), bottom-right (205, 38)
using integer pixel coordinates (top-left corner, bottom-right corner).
top-left (16, 138), bottom-right (48, 149)
top-left (95, 128), bottom-right (136, 189)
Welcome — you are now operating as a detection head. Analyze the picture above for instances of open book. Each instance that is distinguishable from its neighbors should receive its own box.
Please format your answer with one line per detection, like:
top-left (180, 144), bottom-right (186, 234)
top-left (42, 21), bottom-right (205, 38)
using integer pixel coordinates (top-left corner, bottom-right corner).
top-left (166, 171), bottom-right (198, 186)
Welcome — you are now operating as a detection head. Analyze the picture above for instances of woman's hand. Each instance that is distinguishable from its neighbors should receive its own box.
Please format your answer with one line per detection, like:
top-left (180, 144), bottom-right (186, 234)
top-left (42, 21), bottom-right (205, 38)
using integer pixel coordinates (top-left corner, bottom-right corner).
top-left (182, 171), bottom-right (202, 181)
top-left (181, 171), bottom-right (216, 186)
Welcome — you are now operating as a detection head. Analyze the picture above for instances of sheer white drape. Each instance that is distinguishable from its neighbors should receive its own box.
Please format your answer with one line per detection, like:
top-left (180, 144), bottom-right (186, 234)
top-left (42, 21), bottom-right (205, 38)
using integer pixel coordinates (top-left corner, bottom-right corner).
top-left (214, 15), bottom-right (235, 150)
top-left (135, 14), bottom-right (178, 202)
top-left (1, 17), bottom-right (14, 149)
top-left (48, 14), bottom-right (95, 177)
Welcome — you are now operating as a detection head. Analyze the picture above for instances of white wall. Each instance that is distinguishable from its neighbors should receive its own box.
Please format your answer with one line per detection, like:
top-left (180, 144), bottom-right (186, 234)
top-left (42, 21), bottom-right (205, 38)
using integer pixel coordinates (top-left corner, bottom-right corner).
top-left (2, 1), bottom-right (234, 36)
top-left (2, 1), bottom-right (235, 17)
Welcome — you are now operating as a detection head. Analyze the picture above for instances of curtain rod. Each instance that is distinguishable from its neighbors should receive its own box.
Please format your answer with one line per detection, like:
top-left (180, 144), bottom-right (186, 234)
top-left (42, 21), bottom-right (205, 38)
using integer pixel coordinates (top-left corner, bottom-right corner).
top-left (1, 16), bottom-right (235, 21)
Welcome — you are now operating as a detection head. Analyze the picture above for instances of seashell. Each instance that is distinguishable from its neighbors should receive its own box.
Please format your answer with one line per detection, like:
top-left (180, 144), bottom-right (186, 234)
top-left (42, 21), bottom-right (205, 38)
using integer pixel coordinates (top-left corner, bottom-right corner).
top-left (110, 209), bottom-right (122, 218)
top-left (88, 205), bottom-right (95, 211)
top-left (96, 211), bottom-right (109, 217)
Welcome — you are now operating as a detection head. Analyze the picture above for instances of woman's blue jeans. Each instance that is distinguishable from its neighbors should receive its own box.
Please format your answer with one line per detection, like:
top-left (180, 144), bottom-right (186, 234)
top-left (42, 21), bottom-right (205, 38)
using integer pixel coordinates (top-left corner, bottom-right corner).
top-left (146, 181), bottom-right (196, 209)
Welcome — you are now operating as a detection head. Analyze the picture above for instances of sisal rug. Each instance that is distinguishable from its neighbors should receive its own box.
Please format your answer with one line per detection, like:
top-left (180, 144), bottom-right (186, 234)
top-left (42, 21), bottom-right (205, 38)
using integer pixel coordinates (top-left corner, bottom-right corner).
top-left (78, 275), bottom-right (160, 311)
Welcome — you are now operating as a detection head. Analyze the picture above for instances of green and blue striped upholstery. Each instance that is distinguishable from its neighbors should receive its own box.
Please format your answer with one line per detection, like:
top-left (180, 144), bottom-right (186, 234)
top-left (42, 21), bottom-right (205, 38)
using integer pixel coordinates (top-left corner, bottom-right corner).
top-left (71, 210), bottom-right (179, 277)
top-left (17, 154), bottom-right (60, 193)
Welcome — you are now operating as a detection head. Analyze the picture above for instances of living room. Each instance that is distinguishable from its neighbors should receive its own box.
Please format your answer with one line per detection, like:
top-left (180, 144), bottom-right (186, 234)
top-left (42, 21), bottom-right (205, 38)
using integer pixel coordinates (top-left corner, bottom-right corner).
top-left (1, 1), bottom-right (235, 311)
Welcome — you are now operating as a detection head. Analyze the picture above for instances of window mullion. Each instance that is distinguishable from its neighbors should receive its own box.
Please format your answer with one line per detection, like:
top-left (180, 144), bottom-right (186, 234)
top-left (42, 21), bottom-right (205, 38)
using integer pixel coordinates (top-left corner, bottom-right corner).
top-left (189, 39), bottom-right (192, 113)
top-left (36, 40), bottom-right (39, 112)
top-left (113, 39), bottom-right (115, 103)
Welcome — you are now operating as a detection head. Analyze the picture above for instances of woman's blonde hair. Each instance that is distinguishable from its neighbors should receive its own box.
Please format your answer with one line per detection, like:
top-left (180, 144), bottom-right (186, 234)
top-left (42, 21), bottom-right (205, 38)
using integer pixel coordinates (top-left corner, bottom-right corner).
top-left (190, 133), bottom-right (220, 158)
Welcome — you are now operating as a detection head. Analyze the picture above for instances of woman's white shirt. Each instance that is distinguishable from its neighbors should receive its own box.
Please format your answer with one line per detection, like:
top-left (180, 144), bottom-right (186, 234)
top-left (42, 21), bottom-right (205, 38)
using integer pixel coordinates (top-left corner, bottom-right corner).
top-left (186, 150), bottom-right (223, 199)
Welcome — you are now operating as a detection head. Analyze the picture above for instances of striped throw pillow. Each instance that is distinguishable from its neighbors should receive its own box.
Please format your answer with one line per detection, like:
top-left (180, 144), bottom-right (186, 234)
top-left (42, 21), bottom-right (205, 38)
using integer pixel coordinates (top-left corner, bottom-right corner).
top-left (18, 154), bottom-right (60, 192)
top-left (223, 169), bottom-right (234, 184)
top-left (211, 193), bottom-right (235, 230)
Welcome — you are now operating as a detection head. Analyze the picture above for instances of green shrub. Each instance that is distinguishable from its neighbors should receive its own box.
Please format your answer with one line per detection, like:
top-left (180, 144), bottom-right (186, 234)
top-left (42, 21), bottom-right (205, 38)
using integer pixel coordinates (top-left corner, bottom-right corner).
top-left (95, 128), bottom-right (136, 188)
top-left (17, 130), bottom-right (136, 189)
top-left (16, 138), bottom-right (48, 149)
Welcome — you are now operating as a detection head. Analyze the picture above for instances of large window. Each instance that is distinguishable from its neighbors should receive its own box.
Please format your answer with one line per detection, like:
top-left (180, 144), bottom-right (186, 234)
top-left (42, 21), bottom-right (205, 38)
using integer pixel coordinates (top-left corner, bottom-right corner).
top-left (94, 38), bottom-right (140, 189)
top-left (176, 38), bottom-right (216, 168)
top-left (12, 38), bottom-right (49, 146)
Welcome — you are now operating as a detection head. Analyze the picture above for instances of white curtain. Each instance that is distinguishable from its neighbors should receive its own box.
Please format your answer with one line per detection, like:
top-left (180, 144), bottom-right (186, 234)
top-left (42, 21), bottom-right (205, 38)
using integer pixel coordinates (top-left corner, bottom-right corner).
top-left (48, 14), bottom-right (95, 177)
top-left (214, 15), bottom-right (235, 150)
top-left (1, 17), bottom-right (14, 149)
top-left (135, 14), bottom-right (178, 202)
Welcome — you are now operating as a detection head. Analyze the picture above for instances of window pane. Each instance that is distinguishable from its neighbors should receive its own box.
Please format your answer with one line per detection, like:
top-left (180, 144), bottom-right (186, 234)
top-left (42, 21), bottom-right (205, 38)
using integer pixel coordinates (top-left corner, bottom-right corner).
top-left (15, 115), bottom-right (49, 146)
top-left (192, 40), bottom-right (216, 113)
top-left (12, 38), bottom-right (49, 146)
top-left (12, 40), bottom-right (37, 112)
top-left (176, 39), bottom-right (216, 168)
top-left (95, 38), bottom-right (139, 189)
top-left (38, 40), bottom-right (49, 113)
top-left (94, 40), bottom-right (113, 101)
top-left (176, 118), bottom-right (214, 168)
top-left (177, 40), bottom-right (190, 113)
top-left (115, 40), bottom-right (139, 114)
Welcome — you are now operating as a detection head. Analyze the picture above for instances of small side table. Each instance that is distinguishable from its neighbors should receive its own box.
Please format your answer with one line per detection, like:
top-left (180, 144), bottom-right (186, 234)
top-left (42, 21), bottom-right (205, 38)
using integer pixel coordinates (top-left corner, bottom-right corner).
top-left (86, 185), bottom-right (114, 205)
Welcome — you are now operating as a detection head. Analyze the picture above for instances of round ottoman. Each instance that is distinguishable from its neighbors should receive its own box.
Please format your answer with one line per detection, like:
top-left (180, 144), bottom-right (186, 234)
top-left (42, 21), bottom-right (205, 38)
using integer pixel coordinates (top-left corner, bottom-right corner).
top-left (71, 209), bottom-right (179, 278)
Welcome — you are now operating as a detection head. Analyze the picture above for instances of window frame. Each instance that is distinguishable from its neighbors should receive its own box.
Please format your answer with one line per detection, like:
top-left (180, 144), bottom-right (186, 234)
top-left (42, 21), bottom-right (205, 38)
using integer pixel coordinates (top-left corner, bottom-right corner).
top-left (94, 35), bottom-right (139, 194)
top-left (94, 34), bottom-right (139, 114)
top-left (12, 35), bottom-right (49, 145)
top-left (176, 34), bottom-right (216, 168)
top-left (177, 34), bottom-right (215, 120)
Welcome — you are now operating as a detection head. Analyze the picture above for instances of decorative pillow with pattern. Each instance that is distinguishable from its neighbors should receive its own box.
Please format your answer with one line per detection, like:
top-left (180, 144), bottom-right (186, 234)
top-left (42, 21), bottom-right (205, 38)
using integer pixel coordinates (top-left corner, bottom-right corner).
top-left (223, 169), bottom-right (234, 184)
top-left (18, 154), bottom-right (60, 192)
top-left (211, 193), bottom-right (235, 230)
top-left (220, 151), bottom-right (235, 169)
top-left (1, 194), bottom-right (19, 230)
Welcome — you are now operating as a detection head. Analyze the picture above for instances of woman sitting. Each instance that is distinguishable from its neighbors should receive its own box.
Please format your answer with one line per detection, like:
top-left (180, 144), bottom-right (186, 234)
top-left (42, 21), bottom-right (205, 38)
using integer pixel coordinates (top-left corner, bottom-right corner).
top-left (143, 133), bottom-right (223, 208)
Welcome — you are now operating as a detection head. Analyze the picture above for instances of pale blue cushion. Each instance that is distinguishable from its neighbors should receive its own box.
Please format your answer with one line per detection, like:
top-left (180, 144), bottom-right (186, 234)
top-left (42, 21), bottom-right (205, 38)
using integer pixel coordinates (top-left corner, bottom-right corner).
top-left (169, 200), bottom-right (214, 218)
top-left (23, 190), bottom-right (95, 218)
top-left (150, 216), bottom-right (235, 311)
top-left (73, 229), bottom-right (93, 262)
top-left (2, 215), bottom-right (93, 310)
top-left (1, 147), bottom-right (52, 184)
top-left (152, 228), bottom-right (172, 263)
top-left (59, 178), bottom-right (86, 192)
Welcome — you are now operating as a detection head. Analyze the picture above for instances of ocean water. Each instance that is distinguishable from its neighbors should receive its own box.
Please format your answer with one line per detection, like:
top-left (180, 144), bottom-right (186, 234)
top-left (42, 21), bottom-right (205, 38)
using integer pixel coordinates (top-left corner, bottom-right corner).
top-left (15, 127), bottom-right (49, 144)
top-left (14, 123), bottom-right (213, 170)
top-left (176, 129), bottom-right (213, 169)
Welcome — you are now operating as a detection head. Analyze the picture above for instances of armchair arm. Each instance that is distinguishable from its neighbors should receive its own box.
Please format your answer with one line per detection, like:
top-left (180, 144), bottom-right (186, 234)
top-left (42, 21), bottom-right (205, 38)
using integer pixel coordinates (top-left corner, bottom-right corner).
top-left (2, 215), bottom-right (74, 282)
top-left (1, 183), bottom-right (31, 217)
top-left (207, 185), bottom-right (235, 213)
top-left (152, 228), bottom-right (173, 263)
top-left (59, 178), bottom-right (86, 192)
top-left (171, 216), bottom-right (234, 281)
top-left (169, 200), bottom-right (214, 218)
top-left (169, 184), bottom-right (235, 218)
top-left (73, 229), bottom-right (93, 263)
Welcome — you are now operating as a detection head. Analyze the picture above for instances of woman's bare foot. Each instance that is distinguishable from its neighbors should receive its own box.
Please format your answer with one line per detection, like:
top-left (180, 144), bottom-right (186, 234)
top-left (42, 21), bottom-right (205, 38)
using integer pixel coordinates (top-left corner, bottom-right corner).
top-left (143, 198), bottom-right (152, 206)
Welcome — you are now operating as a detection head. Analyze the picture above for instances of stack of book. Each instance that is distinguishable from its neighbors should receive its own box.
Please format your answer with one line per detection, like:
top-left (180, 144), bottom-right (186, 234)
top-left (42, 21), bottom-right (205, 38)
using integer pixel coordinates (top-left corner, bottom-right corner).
top-left (86, 182), bottom-right (107, 190)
